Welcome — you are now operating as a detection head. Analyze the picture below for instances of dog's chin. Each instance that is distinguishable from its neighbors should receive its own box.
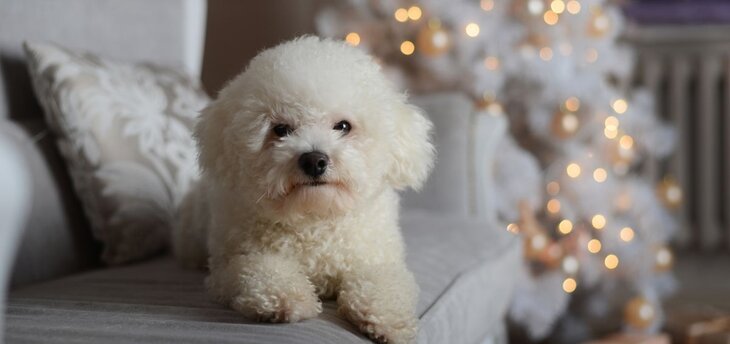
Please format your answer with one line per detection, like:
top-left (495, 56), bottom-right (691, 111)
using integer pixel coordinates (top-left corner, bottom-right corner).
top-left (271, 180), bottom-right (356, 217)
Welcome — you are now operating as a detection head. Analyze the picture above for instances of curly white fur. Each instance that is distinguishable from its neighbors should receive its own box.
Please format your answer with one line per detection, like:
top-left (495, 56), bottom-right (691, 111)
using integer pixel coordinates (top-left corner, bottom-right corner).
top-left (172, 36), bottom-right (434, 344)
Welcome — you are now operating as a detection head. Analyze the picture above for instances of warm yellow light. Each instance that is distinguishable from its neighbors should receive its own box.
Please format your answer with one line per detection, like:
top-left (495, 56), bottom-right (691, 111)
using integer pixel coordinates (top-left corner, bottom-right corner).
top-left (507, 223), bottom-right (520, 234)
top-left (604, 115), bottom-right (619, 129)
top-left (465, 23), bottom-right (480, 37)
top-left (617, 144), bottom-right (634, 163)
top-left (620, 227), bottom-right (635, 242)
top-left (558, 219), bottom-right (573, 234)
top-left (604, 127), bottom-right (618, 139)
top-left (566, 163), bottom-right (581, 178)
top-left (619, 135), bottom-right (634, 149)
top-left (612, 99), bottom-right (628, 114)
top-left (558, 112), bottom-right (579, 134)
top-left (400, 41), bottom-right (415, 55)
top-left (604, 254), bottom-right (619, 269)
top-left (539, 47), bottom-right (553, 61)
top-left (547, 181), bottom-right (560, 195)
top-left (394, 8), bottom-right (409, 22)
top-left (587, 239), bottom-right (602, 253)
top-left (566, 0), bottom-right (581, 14)
top-left (591, 214), bottom-right (606, 229)
top-left (407, 6), bottom-right (422, 20)
top-left (593, 168), bottom-right (607, 183)
top-left (480, 0), bottom-right (495, 11)
top-left (345, 32), bottom-right (361, 46)
top-left (586, 48), bottom-right (598, 63)
top-left (562, 277), bottom-right (577, 293)
top-left (547, 199), bottom-right (561, 214)
top-left (544, 10), bottom-right (559, 25)
top-left (565, 97), bottom-right (580, 112)
top-left (484, 56), bottom-right (500, 70)
top-left (551, 0), bottom-right (566, 14)
top-left (486, 102), bottom-right (504, 115)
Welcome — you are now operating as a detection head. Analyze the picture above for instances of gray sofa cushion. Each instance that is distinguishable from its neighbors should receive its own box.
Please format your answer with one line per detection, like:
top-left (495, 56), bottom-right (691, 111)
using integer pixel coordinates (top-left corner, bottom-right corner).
top-left (5, 213), bottom-right (519, 343)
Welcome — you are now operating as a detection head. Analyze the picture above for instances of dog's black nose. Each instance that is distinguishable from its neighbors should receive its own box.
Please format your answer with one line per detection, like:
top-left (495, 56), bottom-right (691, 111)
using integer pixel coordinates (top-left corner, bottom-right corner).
top-left (298, 151), bottom-right (329, 178)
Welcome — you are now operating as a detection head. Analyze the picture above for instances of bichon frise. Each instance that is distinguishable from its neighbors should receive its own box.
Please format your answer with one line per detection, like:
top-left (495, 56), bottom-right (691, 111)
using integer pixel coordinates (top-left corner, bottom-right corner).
top-left (173, 36), bottom-right (434, 344)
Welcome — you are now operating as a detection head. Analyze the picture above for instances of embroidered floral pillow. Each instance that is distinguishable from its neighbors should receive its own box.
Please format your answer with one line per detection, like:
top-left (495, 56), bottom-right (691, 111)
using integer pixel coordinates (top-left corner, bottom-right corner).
top-left (24, 42), bottom-right (209, 264)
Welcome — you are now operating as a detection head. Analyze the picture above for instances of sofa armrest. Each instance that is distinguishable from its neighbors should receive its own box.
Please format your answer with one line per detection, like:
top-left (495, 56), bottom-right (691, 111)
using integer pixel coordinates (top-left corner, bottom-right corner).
top-left (471, 111), bottom-right (508, 223)
top-left (0, 124), bottom-right (32, 340)
top-left (401, 92), bottom-right (508, 221)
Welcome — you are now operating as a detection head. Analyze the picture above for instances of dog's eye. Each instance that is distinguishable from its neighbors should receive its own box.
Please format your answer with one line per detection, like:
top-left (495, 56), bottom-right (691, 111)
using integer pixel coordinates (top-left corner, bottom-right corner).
top-left (273, 124), bottom-right (293, 138)
top-left (333, 120), bottom-right (351, 135)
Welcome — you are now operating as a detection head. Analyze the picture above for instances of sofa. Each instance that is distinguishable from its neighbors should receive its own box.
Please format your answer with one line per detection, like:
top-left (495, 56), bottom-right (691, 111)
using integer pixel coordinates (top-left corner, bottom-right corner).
top-left (0, 1), bottom-right (520, 343)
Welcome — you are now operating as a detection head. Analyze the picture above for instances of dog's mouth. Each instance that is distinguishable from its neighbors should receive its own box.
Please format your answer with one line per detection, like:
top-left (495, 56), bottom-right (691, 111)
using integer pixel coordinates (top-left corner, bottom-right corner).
top-left (283, 179), bottom-right (347, 197)
top-left (302, 180), bottom-right (327, 187)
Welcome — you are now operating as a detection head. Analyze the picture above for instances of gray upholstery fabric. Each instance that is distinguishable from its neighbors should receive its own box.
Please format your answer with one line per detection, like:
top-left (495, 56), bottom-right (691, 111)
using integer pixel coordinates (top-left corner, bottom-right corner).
top-left (402, 93), bottom-right (506, 221)
top-left (0, 120), bottom-right (33, 343)
top-left (5, 213), bottom-right (520, 344)
top-left (402, 93), bottom-right (472, 217)
top-left (0, 120), bottom-right (100, 289)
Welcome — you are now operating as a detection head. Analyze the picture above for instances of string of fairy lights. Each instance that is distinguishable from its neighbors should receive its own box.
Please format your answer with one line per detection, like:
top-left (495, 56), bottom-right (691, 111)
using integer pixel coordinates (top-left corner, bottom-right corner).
top-left (328, 0), bottom-right (681, 334)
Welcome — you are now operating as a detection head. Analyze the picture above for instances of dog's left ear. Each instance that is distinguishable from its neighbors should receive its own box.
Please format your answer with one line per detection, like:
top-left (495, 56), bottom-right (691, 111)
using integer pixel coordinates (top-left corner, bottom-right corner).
top-left (386, 102), bottom-right (435, 191)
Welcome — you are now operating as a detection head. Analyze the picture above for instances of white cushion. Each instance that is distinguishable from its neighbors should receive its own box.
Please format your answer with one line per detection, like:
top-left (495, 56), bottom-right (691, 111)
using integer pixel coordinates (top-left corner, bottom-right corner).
top-left (23, 42), bottom-right (209, 264)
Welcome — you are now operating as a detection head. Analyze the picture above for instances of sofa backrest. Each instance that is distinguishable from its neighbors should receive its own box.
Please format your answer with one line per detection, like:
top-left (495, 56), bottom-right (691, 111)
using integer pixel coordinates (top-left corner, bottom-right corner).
top-left (403, 93), bottom-right (505, 223)
top-left (0, 0), bottom-right (207, 288)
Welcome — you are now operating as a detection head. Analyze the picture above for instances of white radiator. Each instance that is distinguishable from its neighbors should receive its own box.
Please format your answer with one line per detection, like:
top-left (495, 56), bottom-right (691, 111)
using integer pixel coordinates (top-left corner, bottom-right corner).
top-left (625, 24), bottom-right (730, 251)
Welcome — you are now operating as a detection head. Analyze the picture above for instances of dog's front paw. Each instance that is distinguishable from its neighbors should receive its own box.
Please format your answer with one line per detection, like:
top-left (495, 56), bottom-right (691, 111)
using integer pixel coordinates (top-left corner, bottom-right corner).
top-left (341, 308), bottom-right (417, 344)
top-left (337, 263), bottom-right (419, 343)
top-left (231, 289), bottom-right (322, 323)
top-left (208, 253), bottom-right (323, 323)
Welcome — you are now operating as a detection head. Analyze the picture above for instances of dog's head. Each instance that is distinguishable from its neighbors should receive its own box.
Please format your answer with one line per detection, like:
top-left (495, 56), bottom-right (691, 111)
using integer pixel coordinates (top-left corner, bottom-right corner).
top-left (196, 36), bottom-right (434, 219)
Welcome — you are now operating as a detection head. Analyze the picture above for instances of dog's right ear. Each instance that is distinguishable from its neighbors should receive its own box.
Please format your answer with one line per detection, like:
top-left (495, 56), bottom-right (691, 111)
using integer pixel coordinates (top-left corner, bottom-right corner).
top-left (385, 102), bottom-right (435, 191)
top-left (194, 101), bottom-right (235, 183)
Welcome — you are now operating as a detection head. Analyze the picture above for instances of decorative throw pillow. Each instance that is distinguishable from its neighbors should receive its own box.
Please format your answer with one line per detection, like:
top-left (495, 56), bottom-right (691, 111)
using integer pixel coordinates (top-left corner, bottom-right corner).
top-left (24, 42), bottom-right (209, 264)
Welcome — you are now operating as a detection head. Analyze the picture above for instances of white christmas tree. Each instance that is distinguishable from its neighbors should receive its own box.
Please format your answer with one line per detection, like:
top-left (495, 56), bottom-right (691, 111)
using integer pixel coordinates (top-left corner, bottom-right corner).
top-left (318, 0), bottom-right (681, 341)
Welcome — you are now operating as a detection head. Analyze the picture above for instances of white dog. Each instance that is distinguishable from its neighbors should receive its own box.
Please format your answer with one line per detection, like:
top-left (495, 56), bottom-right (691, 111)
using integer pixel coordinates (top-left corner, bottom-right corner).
top-left (173, 36), bottom-right (434, 344)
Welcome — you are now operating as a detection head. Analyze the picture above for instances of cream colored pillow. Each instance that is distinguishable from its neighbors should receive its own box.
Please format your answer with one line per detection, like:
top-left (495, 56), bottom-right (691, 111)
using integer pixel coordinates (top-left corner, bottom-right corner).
top-left (24, 42), bottom-right (209, 264)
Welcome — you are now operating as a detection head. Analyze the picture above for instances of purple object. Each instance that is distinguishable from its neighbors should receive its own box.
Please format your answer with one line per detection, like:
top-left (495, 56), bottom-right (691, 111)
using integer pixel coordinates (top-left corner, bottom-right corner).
top-left (624, 0), bottom-right (730, 24)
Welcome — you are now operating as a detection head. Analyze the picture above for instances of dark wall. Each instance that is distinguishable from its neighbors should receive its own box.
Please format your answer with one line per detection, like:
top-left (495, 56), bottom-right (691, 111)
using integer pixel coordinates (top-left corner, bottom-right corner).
top-left (201, 0), bottom-right (324, 94)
